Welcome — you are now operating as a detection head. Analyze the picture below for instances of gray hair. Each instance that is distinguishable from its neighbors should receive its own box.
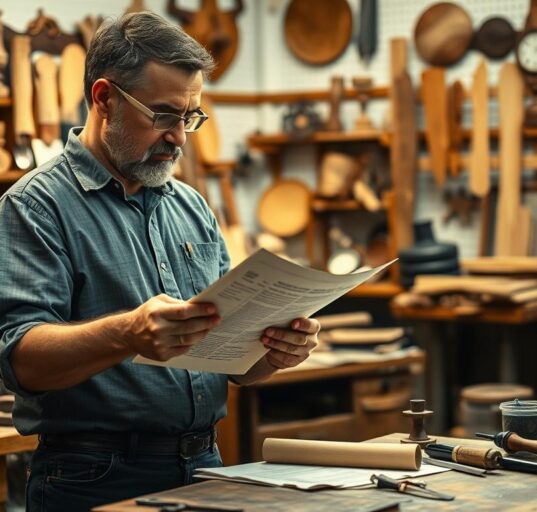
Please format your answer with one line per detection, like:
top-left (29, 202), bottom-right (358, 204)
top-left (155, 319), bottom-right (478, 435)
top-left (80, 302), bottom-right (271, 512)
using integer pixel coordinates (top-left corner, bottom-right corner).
top-left (84, 11), bottom-right (214, 105)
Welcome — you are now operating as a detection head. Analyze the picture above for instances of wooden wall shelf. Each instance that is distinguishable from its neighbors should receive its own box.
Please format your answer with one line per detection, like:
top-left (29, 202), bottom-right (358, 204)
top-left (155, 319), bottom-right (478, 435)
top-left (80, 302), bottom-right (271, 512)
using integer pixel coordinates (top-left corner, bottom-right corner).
top-left (249, 130), bottom-right (384, 149)
top-left (347, 281), bottom-right (403, 298)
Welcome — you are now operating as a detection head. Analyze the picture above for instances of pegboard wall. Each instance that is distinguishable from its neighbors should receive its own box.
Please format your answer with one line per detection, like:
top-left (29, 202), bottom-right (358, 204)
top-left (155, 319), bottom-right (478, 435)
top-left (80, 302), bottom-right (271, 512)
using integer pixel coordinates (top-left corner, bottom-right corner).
top-left (0, 0), bottom-right (532, 257)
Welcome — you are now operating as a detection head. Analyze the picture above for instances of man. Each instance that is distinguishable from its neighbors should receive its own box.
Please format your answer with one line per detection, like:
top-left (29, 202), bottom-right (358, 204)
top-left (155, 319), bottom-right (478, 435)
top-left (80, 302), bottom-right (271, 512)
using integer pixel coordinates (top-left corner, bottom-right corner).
top-left (0, 12), bottom-right (319, 511)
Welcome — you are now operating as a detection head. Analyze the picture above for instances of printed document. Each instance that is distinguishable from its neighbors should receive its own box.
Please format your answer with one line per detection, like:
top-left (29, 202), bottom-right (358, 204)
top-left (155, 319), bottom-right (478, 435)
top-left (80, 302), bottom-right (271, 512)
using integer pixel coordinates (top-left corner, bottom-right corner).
top-left (134, 249), bottom-right (394, 374)
top-left (194, 462), bottom-right (447, 490)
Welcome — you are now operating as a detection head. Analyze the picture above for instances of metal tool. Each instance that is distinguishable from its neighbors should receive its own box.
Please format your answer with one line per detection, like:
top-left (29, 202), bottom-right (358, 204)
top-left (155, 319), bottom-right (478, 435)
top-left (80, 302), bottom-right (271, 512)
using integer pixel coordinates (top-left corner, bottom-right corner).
top-left (476, 431), bottom-right (537, 455)
top-left (424, 457), bottom-right (488, 477)
top-left (370, 473), bottom-right (454, 501)
top-left (135, 496), bottom-right (243, 511)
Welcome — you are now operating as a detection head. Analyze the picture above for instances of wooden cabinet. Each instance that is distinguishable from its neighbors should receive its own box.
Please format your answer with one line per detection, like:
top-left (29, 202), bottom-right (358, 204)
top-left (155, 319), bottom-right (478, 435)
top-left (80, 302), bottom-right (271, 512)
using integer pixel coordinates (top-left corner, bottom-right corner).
top-left (216, 352), bottom-right (425, 465)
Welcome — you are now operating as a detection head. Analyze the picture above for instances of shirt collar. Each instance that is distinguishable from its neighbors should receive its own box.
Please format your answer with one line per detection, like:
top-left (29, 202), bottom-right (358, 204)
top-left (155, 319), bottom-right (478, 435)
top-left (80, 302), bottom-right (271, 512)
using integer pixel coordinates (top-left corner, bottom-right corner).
top-left (64, 127), bottom-right (175, 196)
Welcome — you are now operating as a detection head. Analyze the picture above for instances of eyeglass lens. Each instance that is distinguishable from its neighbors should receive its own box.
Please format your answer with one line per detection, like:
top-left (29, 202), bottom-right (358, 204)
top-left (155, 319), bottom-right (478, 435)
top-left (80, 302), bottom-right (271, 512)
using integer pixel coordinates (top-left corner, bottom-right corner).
top-left (153, 113), bottom-right (207, 132)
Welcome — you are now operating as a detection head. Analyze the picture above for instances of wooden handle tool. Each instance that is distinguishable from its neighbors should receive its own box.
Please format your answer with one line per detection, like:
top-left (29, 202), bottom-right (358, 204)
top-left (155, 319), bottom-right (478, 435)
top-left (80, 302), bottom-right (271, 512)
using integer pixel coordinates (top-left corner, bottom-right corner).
top-left (469, 59), bottom-right (490, 197)
top-left (494, 62), bottom-right (525, 256)
top-left (421, 67), bottom-right (448, 186)
top-left (59, 43), bottom-right (86, 125)
top-left (34, 54), bottom-right (60, 144)
top-left (447, 80), bottom-right (464, 176)
top-left (477, 431), bottom-right (537, 455)
top-left (11, 35), bottom-right (36, 138)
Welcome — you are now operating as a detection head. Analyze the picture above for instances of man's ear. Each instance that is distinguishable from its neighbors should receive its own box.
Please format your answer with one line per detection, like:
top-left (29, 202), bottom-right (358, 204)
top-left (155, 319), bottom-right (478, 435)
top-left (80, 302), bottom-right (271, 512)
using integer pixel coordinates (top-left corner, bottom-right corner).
top-left (91, 79), bottom-right (114, 120)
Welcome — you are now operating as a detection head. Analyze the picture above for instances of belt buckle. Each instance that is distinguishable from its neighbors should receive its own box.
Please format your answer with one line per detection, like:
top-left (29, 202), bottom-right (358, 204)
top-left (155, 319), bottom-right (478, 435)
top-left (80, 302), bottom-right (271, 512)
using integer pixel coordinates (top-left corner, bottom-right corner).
top-left (179, 432), bottom-right (207, 460)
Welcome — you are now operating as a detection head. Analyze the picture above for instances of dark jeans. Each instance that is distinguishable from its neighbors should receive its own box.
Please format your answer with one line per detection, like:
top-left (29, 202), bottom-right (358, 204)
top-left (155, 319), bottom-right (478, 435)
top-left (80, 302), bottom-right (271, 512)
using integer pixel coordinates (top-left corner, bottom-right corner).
top-left (26, 443), bottom-right (222, 512)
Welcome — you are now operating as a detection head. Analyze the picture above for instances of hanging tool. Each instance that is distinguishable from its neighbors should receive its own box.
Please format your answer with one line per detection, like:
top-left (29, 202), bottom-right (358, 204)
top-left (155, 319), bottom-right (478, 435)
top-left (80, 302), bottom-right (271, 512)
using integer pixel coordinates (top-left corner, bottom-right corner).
top-left (476, 431), bottom-right (537, 455)
top-left (357, 0), bottom-right (378, 65)
top-left (427, 443), bottom-right (537, 474)
top-left (370, 474), bottom-right (454, 501)
top-left (425, 443), bottom-right (500, 469)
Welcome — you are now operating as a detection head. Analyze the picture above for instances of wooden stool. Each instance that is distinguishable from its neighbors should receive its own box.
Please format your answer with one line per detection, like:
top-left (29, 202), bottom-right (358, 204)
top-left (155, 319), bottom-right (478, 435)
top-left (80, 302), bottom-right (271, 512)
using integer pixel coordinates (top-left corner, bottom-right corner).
top-left (452, 383), bottom-right (533, 437)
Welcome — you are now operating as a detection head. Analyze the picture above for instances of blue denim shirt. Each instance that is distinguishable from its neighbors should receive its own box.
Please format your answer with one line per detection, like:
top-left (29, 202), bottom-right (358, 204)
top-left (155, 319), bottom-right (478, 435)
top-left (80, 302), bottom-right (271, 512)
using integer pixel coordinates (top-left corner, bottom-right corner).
top-left (0, 128), bottom-right (230, 435)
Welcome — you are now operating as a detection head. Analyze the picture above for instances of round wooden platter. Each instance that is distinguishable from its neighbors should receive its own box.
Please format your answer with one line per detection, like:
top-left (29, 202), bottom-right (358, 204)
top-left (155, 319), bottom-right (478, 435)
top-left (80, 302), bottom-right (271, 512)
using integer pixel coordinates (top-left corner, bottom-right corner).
top-left (414, 2), bottom-right (473, 66)
top-left (257, 179), bottom-right (311, 237)
top-left (284, 0), bottom-right (353, 66)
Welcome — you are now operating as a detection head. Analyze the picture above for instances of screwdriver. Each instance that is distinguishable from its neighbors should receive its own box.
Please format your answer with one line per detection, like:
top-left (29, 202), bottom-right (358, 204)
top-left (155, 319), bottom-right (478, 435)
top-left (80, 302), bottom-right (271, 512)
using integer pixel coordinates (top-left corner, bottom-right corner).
top-left (476, 431), bottom-right (537, 455)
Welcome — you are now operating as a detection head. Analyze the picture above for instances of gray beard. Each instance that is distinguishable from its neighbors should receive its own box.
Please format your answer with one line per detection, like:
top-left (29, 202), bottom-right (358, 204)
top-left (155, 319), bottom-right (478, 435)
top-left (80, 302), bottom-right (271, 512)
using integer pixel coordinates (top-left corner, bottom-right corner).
top-left (103, 119), bottom-right (182, 188)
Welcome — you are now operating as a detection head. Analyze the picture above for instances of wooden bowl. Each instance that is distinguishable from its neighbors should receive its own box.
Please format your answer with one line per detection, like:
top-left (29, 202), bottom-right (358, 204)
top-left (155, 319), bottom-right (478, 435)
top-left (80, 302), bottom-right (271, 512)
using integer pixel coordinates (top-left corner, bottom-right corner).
top-left (414, 2), bottom-right (473, 66)
top-left (257, 179), bottom-right (311, 237)
top-left (284, 0), bottom-right (353, 65)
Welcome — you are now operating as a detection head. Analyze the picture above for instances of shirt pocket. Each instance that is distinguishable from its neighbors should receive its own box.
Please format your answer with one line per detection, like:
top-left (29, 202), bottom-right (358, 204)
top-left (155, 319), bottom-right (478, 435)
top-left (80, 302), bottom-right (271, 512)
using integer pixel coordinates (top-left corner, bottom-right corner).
top-left (183, 242), bottom-right (220, 293)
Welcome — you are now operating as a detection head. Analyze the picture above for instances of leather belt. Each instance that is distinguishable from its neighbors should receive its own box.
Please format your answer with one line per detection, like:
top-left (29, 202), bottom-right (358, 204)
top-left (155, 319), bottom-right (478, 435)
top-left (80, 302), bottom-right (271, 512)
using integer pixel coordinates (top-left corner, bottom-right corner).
top-left (39, 428), bottom-right (216, 459)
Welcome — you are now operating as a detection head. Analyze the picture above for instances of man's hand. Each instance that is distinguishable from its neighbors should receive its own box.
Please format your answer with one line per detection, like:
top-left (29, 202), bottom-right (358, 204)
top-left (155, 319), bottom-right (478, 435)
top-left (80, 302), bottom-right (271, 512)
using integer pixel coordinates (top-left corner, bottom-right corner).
top-left (261, 317), bottom-right (320, 370)
top-left (124, 294), bottom-right (220, 361)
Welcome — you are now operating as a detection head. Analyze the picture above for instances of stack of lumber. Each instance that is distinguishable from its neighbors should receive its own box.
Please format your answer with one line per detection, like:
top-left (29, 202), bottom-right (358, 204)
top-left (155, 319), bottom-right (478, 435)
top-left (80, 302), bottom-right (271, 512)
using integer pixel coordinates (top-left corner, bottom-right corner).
top-left (392, 274), bottom-right (537, 314)
top-left (315, 312), bottom-right (411, 354)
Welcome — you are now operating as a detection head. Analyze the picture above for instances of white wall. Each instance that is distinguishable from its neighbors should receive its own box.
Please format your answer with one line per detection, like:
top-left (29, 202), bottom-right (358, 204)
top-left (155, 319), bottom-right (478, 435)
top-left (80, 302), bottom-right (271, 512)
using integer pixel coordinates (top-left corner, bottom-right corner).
top-left (1, 0), bottom-right (530, 258)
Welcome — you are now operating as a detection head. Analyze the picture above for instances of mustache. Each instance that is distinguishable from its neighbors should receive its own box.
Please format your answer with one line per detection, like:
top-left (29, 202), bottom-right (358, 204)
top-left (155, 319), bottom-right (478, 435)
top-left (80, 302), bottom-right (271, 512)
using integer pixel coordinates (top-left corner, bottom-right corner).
top-left (141, 142), bottom-right (183, 162)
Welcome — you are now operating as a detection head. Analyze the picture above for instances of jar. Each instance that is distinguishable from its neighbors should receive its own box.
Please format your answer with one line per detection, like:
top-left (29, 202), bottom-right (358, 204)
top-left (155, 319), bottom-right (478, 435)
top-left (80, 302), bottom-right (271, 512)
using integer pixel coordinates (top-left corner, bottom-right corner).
top-left (500, 400), bottom-right (537, 440)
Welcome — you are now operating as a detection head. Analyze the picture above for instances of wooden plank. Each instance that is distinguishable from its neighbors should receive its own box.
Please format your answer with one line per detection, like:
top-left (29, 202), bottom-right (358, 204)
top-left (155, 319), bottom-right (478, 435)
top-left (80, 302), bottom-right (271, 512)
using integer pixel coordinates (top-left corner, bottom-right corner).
top-left (421, 67), bottom-right (448, 186)
top-left (0, 428), bottom-right (37, 454)
top-left (469, 59), bottom-right (490, 197)
top-left (390, 302), bottom-right (537, 324)
top-left (494, 63), bottom-right (525, 256)
top-left (389, 38), bottom-right (416, 251)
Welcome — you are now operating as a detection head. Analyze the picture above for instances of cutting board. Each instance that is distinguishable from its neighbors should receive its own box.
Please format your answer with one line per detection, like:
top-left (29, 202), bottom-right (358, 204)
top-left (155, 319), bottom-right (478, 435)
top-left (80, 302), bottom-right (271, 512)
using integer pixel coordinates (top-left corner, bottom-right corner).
top-left (494, 63), bottom-right (527, 256)
top-left (257, 179), bottom-right (311, 237)
top-left (421, 67), bottom-right (448, 186)
top-left (469, 59), bottom-right (490, 197)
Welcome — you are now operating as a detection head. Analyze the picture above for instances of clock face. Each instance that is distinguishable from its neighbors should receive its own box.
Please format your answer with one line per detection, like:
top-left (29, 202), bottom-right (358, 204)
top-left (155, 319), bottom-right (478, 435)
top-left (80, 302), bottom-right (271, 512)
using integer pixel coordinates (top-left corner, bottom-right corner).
top-left (517, 31), bottom-right (537, 73)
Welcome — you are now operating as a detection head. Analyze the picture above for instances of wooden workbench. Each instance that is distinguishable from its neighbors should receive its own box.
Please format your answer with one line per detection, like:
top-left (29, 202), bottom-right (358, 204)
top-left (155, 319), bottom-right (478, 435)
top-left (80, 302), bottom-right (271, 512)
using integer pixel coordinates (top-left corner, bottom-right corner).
top-left (0, 427), bottom-right (38, 511)
top-left (217, 352), bottom-right (425, 465)
top-left (390, 302), bottom-right (537, 434)
top-left (94, 433), bottom-right (537, 511)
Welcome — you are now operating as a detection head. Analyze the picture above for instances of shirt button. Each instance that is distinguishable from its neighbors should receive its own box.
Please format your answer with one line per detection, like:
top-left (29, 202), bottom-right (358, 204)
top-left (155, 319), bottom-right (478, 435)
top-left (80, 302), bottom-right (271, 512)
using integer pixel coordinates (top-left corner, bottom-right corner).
top-left (197, 394), bottom-right (203, 402)
top-left (160, 262), bottom-right (168, 271)
top-left (114, 183), bottom-right (120, 189)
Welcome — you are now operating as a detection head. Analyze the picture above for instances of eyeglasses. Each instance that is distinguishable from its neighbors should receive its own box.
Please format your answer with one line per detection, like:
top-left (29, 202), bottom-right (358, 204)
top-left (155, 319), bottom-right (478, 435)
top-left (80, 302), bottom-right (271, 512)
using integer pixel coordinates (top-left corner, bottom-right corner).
top-left (108, 80), bottom-right (208, 132)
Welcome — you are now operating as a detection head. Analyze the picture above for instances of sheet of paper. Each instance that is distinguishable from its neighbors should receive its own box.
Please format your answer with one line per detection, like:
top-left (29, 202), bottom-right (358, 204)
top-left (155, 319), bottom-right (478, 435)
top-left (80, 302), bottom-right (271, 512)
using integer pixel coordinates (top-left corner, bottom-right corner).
top-left (134, 249), bottom-right (394, 374)
top-left (194, 461), bottom-right (448, 491)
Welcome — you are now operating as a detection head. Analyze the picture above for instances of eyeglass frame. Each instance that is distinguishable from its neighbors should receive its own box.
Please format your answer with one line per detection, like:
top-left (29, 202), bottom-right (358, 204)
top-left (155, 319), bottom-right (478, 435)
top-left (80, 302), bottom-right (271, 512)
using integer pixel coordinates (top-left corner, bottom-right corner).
top-left (107, 79), bottom-right (209, 132)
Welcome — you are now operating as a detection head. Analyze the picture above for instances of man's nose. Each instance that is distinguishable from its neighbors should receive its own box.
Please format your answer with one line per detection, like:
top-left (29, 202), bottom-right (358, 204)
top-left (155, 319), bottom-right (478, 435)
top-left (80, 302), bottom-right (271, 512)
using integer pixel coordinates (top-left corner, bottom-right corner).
top-left (163, 120), bottom-right (187, 147)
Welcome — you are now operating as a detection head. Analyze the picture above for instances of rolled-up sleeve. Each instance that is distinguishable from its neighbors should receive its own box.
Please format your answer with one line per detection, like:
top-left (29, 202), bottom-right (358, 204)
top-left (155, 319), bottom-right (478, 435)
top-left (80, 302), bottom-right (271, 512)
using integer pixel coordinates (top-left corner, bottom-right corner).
top-left (0, 194), bottom-right (74, 396)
